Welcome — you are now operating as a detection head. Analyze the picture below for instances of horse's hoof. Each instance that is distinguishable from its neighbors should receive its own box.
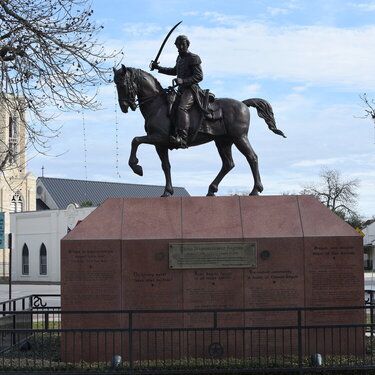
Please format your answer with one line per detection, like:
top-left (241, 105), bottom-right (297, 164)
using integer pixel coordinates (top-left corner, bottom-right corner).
top-left (206, 192), bottom-right (216, 197)
top-left (249, 188), bottom-right (259, 196)
top-left (131, 165), bottom-right (143, 176)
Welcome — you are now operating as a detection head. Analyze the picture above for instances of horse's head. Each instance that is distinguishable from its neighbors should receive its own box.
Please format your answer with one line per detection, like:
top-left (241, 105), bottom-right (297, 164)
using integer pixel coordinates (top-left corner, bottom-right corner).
top-left (113, 64), bottom-right (138, 113)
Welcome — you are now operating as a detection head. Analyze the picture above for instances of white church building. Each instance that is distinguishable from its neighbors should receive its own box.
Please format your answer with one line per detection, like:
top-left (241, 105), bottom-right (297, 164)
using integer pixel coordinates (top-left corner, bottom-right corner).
top-left (10, 203), bottom-right (95, 283)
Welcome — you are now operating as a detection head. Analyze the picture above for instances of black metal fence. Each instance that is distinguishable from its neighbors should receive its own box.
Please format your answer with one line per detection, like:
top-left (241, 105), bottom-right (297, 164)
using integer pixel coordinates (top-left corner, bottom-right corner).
top-left (0, 294), bottom-right (60, 354)
top-left (0, 299), bottom-right (375, 374)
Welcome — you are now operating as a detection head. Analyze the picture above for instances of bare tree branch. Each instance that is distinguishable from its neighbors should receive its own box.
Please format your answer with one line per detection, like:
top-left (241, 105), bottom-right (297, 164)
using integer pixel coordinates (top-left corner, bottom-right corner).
top-left (358, 93), bottom-right (375, 120)
top-left (300, 168), bottom-right (360, 219)
top-left (0, 0), bottom-right (123, 171)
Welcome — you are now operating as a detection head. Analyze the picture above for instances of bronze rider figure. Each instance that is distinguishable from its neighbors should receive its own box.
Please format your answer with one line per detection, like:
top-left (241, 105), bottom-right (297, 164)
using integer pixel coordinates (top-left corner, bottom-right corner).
top-left (151, 35), bottom-right (203, 149)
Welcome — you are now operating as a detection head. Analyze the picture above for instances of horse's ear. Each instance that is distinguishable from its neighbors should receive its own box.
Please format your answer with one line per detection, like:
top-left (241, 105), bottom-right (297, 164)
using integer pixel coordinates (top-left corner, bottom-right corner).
top-left (112, 67), bottom-right (116, 73)
top-left (121, 64), bottom-right (127, 74)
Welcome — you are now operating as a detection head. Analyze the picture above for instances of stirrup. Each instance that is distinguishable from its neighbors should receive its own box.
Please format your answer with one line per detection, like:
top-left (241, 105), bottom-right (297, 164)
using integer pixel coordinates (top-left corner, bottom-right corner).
top-left (170, 135), bottom-right (188, 149)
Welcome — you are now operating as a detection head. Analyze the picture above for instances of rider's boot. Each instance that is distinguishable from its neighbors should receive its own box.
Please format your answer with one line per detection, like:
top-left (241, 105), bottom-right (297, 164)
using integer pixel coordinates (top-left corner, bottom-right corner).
top-left (170, 109), bottom-right (189, 149)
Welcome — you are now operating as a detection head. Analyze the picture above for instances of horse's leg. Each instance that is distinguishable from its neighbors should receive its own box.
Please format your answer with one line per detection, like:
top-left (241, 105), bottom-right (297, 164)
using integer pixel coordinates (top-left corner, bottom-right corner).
top-left (207, 139), bottom-right (234, 196)
top-left (233, 135), bottom-right (264, 195)
top-left (155, 145), bottom-right (174, 197)
top-left (128, 134), bottom-right (165, 176)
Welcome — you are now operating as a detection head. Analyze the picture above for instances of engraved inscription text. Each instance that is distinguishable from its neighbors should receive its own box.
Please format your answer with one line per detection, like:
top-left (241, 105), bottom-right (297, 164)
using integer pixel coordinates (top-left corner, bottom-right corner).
top-left (169, 242), bottom-right (257, 269)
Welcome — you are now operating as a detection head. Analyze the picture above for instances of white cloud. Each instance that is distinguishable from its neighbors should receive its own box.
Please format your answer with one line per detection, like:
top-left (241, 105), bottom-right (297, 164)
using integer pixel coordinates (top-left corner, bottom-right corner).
top-left (349, 2), bottom-right (375, 11)
top-left (238, 83), bottom-right (262, 97)
top-left (121, 23), bottom-right (162, 37)
top-left (119, 21), bottom-right (375, 90)
top-left (292, 157), bottom-right (348, 167)
top-left (183, 11), bottom-right (247, 26)
top-left (267, 7), bottom-right (290, 16)
top-left (293, 85), bottom-right (309, 93)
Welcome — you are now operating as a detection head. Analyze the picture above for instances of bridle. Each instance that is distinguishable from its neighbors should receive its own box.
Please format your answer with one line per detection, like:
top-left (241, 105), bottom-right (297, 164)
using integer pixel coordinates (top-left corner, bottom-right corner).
top-left (115, 68), bottom-right (167, 109)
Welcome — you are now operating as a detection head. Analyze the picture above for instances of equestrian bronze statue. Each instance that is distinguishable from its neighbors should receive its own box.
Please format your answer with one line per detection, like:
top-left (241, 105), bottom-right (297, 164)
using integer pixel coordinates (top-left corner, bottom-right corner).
top-left (151, 34), bottom-right (204, 149)
top-left (113, 33), bottom-right (286, 197)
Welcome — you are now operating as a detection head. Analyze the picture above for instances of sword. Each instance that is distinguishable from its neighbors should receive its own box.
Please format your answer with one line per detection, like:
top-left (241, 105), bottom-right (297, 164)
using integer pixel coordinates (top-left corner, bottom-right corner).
top-left (149, 21), bottom-right (182, 71)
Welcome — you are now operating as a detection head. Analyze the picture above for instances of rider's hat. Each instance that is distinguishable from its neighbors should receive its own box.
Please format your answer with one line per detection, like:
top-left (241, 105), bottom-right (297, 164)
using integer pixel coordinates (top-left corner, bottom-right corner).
top-left (175, 35), bottom-right (190, 46)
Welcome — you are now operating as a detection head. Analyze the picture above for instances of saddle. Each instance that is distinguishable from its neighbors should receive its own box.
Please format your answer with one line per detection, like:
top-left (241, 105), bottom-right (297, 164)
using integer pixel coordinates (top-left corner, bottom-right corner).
top-left (166, 88), bottom-right (226, 139)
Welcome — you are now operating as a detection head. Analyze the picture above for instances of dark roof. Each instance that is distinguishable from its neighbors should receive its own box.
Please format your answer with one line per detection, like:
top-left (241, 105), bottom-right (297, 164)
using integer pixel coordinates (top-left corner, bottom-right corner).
top-left (37, 177), bottom-right (190, 209)
top-left (36, 198), bottom-right (50, 211)
top-left (363, 219), bottom-right (375, 227)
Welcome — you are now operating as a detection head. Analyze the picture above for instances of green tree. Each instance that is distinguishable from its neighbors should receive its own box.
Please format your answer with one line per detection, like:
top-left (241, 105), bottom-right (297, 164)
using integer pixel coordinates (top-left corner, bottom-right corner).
top-left (0, 0), bottom-right (121, 170)
top-left (80, 201), bottom-right (94, 207)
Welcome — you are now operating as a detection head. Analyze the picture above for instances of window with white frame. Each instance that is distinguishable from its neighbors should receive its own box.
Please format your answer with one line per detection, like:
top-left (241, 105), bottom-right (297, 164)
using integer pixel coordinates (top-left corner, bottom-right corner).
top-left (10, 192), bottom-right (23, 213)
top-left (40, 243), bottom-right (47, 275)
top-left (22, 244), bottom-right (29, 275)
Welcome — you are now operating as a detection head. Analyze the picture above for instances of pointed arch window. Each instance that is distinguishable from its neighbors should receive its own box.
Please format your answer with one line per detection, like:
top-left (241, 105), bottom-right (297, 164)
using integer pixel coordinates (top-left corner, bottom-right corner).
top-left (10, 192), bottom-right (23, 213)
top-left (8, 116), bottom-right (18, 138)
top-left (22, 244), bottom-right (29, 275)
top-left (8, 116), bottom-right (18, 165)
top-left (40, 243), bottom-right (47, 275)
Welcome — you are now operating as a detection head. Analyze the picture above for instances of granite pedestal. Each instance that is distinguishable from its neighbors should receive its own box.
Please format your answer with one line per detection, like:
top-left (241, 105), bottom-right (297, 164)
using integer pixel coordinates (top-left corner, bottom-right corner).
top-left (61, 195), bottom-right (364, 362)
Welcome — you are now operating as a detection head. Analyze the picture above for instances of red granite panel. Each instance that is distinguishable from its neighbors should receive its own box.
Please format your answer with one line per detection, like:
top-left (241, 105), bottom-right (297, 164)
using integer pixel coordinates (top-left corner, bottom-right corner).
top-left (61, 239), bottom-right (122, 312)
top-left (240, 195), bottom-right (303, 238)
top-left (304, 236), bottom-right (364, 311)
top-left (181, 196), bottom-right (242, 239)
top-left (122, 239), bottom-right (183, 332)
top-left (122, 239), bottom-right (182, 310)
top-left (244, 237), bottom-right (305, 311)
top-left (298, 195), bottom-right (361, 237)
top-left (182, 268), bottom-right (244, 328)
top-left (303, 235), bottom-right (364, 356)
top-left (121, 197), bottom-right (182, 239)
top-left (61, 239), bottom-right (123, 362)
top-left (241, 237), bottom-right (305, 357)
top-left (120, 238), bottom-right (184, 360)
top-left (63, 198), bottom-right (124, 240)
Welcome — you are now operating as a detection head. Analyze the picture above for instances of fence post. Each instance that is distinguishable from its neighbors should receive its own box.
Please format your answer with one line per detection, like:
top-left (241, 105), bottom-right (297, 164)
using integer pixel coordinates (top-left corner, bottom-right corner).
top-left (44, 312), bottom-right (49, 330)
top-left (12, 300), bottom-right (16, 346)
top-left (128, 312), bottom-right (133, 373)
top-left (371, 291), bottom-right (374, 337)
top-left (213, 311), bottom-right (217, 329)
top-left (298, 309), bottom-right (303, 375)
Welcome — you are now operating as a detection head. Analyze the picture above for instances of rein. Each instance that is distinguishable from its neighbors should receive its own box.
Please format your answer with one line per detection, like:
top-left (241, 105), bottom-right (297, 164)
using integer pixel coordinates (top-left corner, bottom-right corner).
top-left (120, 68), bottom-right (173, 109)
top-left (134, 91), bottom-right (164, 108)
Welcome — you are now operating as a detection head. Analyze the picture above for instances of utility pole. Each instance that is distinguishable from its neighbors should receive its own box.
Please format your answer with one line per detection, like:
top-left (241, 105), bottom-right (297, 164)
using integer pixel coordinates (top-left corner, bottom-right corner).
top-left (8, 233), bottom-right (12, 301)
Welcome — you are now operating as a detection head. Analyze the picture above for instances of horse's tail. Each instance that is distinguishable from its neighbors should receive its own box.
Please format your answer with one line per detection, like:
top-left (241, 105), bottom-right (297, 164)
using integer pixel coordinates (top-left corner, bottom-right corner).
top-left (243, 98), bottom-right (286, 138)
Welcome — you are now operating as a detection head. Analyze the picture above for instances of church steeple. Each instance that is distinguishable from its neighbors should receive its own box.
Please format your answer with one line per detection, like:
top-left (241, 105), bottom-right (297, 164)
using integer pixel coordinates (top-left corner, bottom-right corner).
top-left (0, 94), bottom-right (27, 174)
top-left (0, 94), bottom-right (36, 279)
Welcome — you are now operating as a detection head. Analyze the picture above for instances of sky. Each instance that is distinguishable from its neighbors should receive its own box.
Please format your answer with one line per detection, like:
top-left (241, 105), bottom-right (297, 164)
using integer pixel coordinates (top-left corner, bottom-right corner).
top-left (28, 0), bottom-right (375, 218)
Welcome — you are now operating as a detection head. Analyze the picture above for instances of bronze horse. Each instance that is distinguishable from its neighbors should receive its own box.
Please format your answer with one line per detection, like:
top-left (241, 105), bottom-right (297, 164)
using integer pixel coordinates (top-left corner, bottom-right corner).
top-left (113, 64), bottom-right (286, 197)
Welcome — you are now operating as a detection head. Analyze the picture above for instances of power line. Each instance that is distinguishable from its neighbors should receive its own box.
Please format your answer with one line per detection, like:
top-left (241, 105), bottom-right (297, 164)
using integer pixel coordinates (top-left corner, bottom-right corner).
top-left (81, 109), bottom-right (88, 202)
top-left (114, 87), bottom-right (121, 179)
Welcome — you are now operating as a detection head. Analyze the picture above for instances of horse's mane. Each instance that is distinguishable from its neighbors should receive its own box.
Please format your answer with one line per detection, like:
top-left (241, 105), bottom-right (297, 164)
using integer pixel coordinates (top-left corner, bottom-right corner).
top-left (128, 67), bottom-right (164, 93)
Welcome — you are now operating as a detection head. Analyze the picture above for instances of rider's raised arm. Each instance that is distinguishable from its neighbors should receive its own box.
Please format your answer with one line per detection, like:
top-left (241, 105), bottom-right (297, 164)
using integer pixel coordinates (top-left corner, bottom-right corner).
top-left (158, 65), bottom-right (177, 76)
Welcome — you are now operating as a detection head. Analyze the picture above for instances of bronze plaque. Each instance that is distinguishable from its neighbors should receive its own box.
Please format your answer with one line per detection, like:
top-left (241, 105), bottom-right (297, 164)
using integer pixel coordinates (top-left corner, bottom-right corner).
top-left (169, 242), bottom-right (257, 269)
